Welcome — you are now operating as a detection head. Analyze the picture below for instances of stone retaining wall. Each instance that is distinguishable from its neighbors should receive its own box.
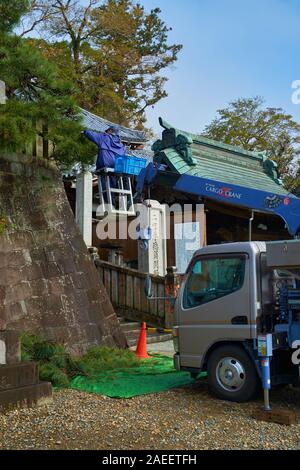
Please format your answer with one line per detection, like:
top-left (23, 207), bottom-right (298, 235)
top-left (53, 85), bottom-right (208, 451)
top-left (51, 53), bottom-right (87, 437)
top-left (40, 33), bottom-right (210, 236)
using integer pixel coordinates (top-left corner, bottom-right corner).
top-left (0, 152), bottom-right (127, 355)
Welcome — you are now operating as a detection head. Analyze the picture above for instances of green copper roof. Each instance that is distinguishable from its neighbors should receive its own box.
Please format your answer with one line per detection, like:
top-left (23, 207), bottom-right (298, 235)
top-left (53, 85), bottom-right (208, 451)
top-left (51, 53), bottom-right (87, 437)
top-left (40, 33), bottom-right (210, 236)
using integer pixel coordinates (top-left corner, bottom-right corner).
top-left (153, 118), bottom-right (291, 197)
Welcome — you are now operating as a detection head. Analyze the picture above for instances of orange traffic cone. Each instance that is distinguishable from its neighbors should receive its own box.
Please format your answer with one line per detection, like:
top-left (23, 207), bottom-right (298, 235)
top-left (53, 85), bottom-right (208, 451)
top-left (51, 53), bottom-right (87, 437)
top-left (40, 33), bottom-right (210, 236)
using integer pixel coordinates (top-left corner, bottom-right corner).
top-left (135, 322), bottom-right (151, 359)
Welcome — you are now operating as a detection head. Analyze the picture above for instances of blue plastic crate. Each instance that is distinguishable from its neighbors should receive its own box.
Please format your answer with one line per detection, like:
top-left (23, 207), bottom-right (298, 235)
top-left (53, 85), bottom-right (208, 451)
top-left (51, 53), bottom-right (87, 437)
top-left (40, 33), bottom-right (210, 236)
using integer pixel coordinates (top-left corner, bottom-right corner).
top-left (114, 155), bottom-right (147, 176)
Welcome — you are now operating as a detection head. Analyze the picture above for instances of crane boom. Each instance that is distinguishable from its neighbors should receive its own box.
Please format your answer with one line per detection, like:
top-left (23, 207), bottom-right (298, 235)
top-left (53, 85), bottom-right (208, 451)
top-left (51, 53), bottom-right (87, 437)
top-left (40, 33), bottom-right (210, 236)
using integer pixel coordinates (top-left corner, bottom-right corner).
top-left (175, 173), bottom-right (300, 236)
top-left (136, 164), bottom-right (300, 237)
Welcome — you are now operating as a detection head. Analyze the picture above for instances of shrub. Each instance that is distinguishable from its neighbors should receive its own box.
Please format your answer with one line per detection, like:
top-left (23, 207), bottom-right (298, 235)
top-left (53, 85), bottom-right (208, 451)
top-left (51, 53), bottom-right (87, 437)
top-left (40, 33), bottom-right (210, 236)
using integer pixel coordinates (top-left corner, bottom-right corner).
top-left (21, 333), bottom-right (140, 388)
top-left (39, 363), bottom-right (70, 388)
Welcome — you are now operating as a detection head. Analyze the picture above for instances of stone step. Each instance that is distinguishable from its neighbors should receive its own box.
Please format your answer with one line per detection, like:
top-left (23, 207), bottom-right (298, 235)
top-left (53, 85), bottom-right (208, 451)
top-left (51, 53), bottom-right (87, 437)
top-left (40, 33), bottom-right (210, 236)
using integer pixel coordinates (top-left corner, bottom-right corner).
top-left (122, 329), bottom-right (143, 339)
top-left (0, 381), bottom-right (52, 411)
top-left (128, 333), bottom-right (173, 348)
top-left (120, 322), bottom-right (142, 333)
top-left (118, 317), bottom-right (172, 347)
top-left (147, 334), bottom-right (173, 344)
top-left (117, 317), bottom-right (126, 323)
top-left (0, 362), bottom-right (39, 391)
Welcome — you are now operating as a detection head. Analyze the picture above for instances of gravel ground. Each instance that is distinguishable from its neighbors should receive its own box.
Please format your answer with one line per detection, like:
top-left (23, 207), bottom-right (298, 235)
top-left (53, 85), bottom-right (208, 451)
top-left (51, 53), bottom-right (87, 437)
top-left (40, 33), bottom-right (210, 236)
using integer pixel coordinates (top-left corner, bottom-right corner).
top-left (1, 381), bottom-right (300, 450)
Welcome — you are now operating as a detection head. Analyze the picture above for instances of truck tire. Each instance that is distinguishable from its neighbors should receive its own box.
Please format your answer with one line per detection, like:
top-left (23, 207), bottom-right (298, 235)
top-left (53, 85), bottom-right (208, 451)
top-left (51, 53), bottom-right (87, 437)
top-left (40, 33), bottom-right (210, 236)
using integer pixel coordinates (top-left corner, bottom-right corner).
top-left (207, 344), bottom-right (260, 403)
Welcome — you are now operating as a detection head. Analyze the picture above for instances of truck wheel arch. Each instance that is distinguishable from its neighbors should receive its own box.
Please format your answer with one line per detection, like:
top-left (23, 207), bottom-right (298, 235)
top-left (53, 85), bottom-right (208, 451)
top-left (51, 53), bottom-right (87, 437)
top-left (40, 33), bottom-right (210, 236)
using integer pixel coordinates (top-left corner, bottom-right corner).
top-left (206, 343), bottom-right (260, 402)
top-left (201, 340), bottom-right (258, 374)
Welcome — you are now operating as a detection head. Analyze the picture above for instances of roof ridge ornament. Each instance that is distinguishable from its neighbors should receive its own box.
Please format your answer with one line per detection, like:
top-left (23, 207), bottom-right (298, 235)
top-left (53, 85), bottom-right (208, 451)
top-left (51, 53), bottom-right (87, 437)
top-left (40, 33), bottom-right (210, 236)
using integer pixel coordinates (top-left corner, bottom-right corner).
top-left (176, 133), bottom-right (196, 166)
top-left (156, 117), bottom-right (196, 166)
top-left (159, 117), bottom-right (173, 130)
top-left (261, 153), bottom-right (282, 186)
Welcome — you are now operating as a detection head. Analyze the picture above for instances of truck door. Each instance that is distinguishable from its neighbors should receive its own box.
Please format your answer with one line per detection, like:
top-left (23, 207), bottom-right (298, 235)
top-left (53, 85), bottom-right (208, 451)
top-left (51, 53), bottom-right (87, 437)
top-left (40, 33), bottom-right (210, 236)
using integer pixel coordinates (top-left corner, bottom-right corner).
top-left (178, 253), bottom-right (252, 369)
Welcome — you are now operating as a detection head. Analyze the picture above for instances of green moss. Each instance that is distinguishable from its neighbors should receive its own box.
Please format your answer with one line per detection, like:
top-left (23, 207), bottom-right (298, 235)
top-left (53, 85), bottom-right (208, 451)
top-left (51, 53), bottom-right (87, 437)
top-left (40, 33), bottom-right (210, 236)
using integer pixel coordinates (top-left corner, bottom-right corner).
top-left (0, 215), bottom-right (8, 234)
top-left (0, 210), bottom-right (19, 234)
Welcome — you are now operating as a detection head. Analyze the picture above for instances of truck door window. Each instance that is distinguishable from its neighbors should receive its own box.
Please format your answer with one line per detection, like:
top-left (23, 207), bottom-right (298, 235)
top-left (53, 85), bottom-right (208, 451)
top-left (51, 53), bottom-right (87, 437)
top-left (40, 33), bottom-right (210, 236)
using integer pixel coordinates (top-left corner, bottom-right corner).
top-left (183, 256), bottom-right (246, 309)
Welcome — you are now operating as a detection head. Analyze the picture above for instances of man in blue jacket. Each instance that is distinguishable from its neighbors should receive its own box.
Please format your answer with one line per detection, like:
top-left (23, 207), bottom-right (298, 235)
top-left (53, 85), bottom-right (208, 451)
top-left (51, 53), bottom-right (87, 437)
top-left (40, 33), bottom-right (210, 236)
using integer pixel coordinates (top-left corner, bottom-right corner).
top-left (84, 125), bottom-right (126, 171)
top-left (84, 125), bottom-right (127, 206)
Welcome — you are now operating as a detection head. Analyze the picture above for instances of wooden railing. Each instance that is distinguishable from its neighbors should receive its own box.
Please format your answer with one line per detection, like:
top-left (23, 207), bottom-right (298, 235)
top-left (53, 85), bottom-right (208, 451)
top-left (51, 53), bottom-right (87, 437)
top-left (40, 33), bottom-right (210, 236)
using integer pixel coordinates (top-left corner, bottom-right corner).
top-left (95, 260), bottom-right (179, 327)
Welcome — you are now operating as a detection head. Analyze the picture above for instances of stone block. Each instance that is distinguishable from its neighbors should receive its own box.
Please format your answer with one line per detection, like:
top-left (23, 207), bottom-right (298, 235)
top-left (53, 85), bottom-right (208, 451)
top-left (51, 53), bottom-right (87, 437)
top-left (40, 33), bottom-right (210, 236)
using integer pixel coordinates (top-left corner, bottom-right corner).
top-left (47, 276), bottom-right (72, 297)
top-left (0, 330), bottom-right (21, 364)
top-left (0, 362), bottom-right (38, 390)
top-left (32, 229), bottom-right (62, 247)
top-left (71, 272), bottom-right (90, 290)
top-left (69, 234), bottom-right (87, 253)
top-left (28, 209), bottom-right (49, 230)
top-left (4, 301), bottom-right (27, 323)
top-left (43, 206), bottom-right (62, 225)
top-left (0, 306), bottom-right (6, 330)
top-left (38, 297), bottom-right (67, 328)
top-left (253, 408), bottom-right (298, 425)
top-left (27, 278), bottom-right (48, 297)
top-left (39, 260), bottom-right (62, 278)
top-left (15, 298), bottom-right (43, 328)
top-left (70, 292), bottom-right (90, 324)
top-left (86, 287), bottom-right (101, 303)
top-left (20, 262), bottom-right (44, 282)
top-left (4, 281), bottom-right (32, 304)
top-left (41, 325), bottom-right (71, 347)
top-left (7, 231), bottom-right (34, 250)
top-left (7, 250), bottom-right (30, 268)
top-left (0, 381), bottom-right (52, 411)
top-left (0, 266), bottom-right (22, 287)
top-left (56, 256), bottom-right (77, 275)
top-left (0, 235), bottom-right (13, 254)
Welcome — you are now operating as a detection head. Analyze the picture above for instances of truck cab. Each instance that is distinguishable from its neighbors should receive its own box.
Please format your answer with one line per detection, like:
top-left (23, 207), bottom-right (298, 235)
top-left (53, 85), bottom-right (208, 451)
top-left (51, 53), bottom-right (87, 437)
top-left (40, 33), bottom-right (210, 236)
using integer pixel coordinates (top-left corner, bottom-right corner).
top-left (173, 241), bottom-right (300, 402)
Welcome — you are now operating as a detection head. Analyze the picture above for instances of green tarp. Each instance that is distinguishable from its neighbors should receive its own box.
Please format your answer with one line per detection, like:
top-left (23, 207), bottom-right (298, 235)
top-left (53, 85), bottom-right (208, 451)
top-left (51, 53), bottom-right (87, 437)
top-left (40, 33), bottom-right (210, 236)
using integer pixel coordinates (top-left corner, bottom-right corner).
top-left (70, 355), bottom-right (206, 399)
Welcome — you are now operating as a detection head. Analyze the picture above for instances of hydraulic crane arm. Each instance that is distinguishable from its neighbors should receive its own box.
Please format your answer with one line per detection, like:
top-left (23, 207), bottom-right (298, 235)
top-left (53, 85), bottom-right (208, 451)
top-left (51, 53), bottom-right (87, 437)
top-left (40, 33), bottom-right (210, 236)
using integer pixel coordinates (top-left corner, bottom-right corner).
top-left (136, 164), bottom-right (300, 237)
top-left (175, 174), bottom-right (300, 237)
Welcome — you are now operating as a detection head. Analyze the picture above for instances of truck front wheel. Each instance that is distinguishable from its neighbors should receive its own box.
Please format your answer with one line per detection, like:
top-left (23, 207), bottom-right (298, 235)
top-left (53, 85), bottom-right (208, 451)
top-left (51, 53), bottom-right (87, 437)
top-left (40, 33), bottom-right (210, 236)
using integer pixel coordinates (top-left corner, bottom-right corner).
top-left (207, 344), bottom-right (260, 403)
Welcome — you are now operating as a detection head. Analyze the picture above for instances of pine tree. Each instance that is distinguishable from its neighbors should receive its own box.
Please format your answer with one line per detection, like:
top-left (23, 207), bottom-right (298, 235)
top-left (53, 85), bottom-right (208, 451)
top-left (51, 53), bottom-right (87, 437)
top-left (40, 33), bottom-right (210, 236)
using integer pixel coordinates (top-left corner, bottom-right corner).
top-left (0, 0), bottom-right (96, 169)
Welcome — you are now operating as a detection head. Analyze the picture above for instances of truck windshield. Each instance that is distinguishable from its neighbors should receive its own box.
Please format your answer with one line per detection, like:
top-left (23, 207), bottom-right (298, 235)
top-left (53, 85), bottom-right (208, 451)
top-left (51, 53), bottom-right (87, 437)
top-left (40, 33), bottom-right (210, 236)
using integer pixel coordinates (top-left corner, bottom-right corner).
top-left (183, 255), bottom-right (246, 309)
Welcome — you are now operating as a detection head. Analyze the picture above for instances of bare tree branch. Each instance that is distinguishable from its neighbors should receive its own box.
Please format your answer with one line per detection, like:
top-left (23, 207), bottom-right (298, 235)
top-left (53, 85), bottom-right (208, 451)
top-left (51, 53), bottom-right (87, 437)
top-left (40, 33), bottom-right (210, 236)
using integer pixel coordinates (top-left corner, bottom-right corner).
top-left (20, 1), bottom-right (53, 36)
top-left (54, 0), bottom-right (77, 42)
top-left (77, 0), bottom-right (98, 40)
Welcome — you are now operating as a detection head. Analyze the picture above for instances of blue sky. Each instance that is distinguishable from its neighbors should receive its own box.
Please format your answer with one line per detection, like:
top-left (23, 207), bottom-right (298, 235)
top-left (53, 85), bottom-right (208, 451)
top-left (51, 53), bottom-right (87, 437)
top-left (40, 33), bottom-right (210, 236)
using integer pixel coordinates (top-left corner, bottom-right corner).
top-left (140, 0), bottom-right (300, 134)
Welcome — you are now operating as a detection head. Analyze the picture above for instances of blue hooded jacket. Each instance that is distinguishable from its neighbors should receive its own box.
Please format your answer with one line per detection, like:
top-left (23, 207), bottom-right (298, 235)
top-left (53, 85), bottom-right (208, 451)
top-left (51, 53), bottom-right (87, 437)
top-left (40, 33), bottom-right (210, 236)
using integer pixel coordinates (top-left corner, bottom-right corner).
top-left (84, 129), bottom-right (126, 170)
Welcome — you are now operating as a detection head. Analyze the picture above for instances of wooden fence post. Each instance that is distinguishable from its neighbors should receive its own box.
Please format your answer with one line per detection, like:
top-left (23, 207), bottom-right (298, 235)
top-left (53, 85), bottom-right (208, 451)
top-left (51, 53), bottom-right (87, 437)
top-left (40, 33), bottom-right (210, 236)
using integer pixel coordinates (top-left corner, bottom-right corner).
top-left (165, 266), bottom-right (181, 329)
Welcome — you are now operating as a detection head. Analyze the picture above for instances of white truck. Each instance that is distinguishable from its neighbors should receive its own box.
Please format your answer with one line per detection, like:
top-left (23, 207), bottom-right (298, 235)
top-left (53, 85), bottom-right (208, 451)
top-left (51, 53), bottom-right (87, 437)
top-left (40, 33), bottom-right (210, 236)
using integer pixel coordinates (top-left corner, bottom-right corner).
top-left (172, 240), bottom-right (300, 406)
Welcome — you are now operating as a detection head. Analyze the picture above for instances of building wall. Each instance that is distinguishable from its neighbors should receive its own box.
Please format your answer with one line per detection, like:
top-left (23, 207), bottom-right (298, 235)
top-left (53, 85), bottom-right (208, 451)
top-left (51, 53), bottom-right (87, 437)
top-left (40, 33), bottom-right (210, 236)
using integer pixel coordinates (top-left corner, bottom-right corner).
top-left (206, 203), bottom-right (290, 244)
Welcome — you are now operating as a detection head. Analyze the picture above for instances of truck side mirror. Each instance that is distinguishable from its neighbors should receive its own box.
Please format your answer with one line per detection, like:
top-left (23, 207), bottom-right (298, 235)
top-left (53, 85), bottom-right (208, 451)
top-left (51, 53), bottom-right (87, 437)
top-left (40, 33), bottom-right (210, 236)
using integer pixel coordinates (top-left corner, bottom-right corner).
top-left (144, 275), bottom-right (153, 299)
